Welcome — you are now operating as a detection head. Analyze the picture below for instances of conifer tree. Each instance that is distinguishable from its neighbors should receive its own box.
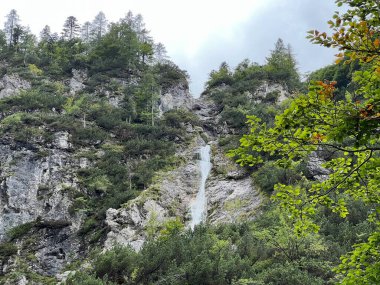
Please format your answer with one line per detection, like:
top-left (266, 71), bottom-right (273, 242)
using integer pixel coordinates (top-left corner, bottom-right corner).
top-left (62, 16), bottom-right (80, 40)
top-left (40, 25), bottom-right (51, 41)
top-left (81, 21), bottom-right (91, 43)
top-left (154, 42), bottom-right (169, 64)
top-left (91, 12), bottom-right (108, 40)
top-left (265, 38), bottom-right (300, 90)
top-left (4, 9), bottom-right (20, 46)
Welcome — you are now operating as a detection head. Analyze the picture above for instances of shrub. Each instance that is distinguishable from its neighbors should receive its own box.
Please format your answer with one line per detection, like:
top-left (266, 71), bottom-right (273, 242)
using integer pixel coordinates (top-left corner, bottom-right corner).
top-left (7, 222), bottom-right (35, 241)
top-left (153, 62), bottom-right (189, 91)
top-left (253, 162), bottom-right (301, 194)
top-left (162, 108), bottom-right (199, 128)
top-left (93, 246), bottom-right (138, 284)
top-left (0, 242), bottom-right (18, 259)
top-left (66, 272), bottom-right (105, 285)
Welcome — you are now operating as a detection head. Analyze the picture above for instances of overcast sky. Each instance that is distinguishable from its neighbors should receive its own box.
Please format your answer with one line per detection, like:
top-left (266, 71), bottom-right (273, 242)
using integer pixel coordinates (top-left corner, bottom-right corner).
top-left (1, 0), bottom-right (338, 97)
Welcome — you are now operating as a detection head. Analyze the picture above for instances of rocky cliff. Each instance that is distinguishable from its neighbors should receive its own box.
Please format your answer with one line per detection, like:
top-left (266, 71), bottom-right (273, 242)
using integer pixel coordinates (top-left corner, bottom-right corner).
top-left (104, 89), bottom-right (263, 252)
top-left (0, 69), bottom-right (290, 283)
top-left (0, 133), bottom-right (84, 279)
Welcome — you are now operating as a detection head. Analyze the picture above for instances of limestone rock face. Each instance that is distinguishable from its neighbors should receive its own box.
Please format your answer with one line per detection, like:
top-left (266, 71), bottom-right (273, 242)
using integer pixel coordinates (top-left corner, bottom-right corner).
top-left (105, 134), bottom-right (262, 250)
top-left (207, 144), bottom-right (261, 224)
top-left (307, 151), bottom-right (331, 181)
top-left (0, 141), bottom-right (82, 275)
top-left (69, 69), bottom-right (87, 94)
top-left (53, 131), bottom-right (72, 150)
top-left (159, 82), bottom-right (194, 113)
top-left (0, 74), bottom-right (31, 98)
top-left (105, 139), bottom-right (202, 250)
top-left (254, 81), bottom-right (290, 103)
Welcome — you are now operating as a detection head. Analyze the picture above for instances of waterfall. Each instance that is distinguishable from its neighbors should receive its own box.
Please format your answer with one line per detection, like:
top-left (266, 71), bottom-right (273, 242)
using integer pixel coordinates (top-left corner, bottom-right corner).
top-left (190, 145), bottom-right (212, 229)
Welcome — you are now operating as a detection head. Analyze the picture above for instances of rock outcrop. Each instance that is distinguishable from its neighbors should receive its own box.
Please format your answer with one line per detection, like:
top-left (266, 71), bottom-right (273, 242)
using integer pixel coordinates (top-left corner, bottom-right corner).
top-left (105, 138), bottom-right (202, 250)
top-left (0, 74), bottom-right (31, 98)
top-left (69, 69), bottom-right (87, 94)
top-left (207, 144), bottom-right (261, 224)
top-left (254, 81), bottom-right (290, 103)
top-left (159, 82), bottom-right (194, 113)
top-left (0, 135), bottom-right (83, 276)
top-left (307, 151), bottom-right (331, 181)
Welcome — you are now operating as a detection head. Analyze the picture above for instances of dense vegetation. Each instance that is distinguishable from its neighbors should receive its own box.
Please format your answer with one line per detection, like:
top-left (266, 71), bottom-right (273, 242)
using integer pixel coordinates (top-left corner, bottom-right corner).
top-left (65, 1), bottom-right (379, 284)
top-left (0, 9), bottom-right (197, 283)
top-left (1, 1), bottom-right (379, 284)
top-left (231, 0), bottom-right (380, 284)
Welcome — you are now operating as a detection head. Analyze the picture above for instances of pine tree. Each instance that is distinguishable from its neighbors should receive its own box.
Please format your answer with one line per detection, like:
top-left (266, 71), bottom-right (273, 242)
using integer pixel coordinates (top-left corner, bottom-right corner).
top-left (81, 21), bottom-right (91, 42)
top-left (265, 38), bottom-right (300, 90)
top-left (154, 43), bottom-right (169, 64)
top-left (62, 16), bottom-right (80, 40)
top-left (91, 12), bottom-right (108, 40)
top-left (4, 9), bottom-right (20, 46)
top-left (40, 25), bottom-right (51, 41)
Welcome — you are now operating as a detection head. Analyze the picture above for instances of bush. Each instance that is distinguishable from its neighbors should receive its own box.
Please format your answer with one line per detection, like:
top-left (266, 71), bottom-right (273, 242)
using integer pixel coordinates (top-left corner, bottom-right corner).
top-left (0, 242), bottom-right (18, 259)
top-left (220, 107), bottom-right (248, 130)
top-left (93, 246), bottom-right (138, 284)
top-left (253, 162), bottom-right (301, 194)
top-left (71, 126), bottom-right (107, 146)
top-left (153, 62), bottom-right (189, 91)
top-left (162, 109), bottom-right (199, 128)
top-left (7, 222), bottom-right (35, 241)
top-left (66, 272), bottom-right (105, 285)
top-left (0, 89), bottom-right (66, 113)
top-left (257, 262), bottom-right (324, 285)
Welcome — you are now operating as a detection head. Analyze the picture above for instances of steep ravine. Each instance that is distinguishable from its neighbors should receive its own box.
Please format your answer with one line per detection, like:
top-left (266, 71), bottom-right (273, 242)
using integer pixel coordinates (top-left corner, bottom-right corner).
top-left (104, 94), bottom-right (262, 251)
top-left (0, 72), bottom-right (263, 281)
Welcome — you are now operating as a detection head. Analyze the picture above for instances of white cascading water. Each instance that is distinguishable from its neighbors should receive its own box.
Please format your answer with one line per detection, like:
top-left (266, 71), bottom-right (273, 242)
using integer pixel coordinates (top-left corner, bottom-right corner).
top-left (190, 145), bottom-right (212, 229)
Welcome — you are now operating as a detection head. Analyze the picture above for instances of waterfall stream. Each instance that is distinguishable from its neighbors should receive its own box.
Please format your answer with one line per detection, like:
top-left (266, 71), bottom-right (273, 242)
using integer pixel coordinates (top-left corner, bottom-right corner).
top-left (190, 145), bottom-right (212, 229)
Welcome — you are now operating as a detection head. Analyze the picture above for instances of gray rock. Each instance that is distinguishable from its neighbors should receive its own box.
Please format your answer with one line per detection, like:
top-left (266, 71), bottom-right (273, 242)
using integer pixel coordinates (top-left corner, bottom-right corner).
top-left (159, 82), bottom-right (194, 114)
top-left (53, 132), bottom-right (71, 150)
top-left (0, 74), bottom-right (31, 98)
top-left (207, 145), bottom-right (261, 223)
top-left (254, 81), bottom-right (290, 103)
top-left (0, 143), bottom-right (82, 275)
top-left (69, 69), bottom-right (87, 94)
top-left (307, 151), bottom-right (331, 181)
top-left (105, 139), bottom-right (202, 251)
top-left (57, 271), bottom-right (76, 284)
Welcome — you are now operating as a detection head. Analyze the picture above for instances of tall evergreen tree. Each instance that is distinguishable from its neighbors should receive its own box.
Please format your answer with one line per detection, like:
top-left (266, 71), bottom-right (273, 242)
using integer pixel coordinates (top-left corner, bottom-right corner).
top-left (265, 38), bottom-right (300, 90)
top-left (40, 25), bottom-right (51, 41)
top-left (91, 12), bottom-right (108, 40)
top-left (4, 9), bottom-right (20, 46)
top-left (154, 42), bottom-right (169, 64)
top-left (81, 21), bottom-right (92, 43)
top-left (62, 16), bottom-right (80, 40)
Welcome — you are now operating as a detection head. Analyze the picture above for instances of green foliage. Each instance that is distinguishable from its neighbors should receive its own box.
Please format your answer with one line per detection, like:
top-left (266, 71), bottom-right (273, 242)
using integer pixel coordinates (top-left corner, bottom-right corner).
top-left (231, 1), bottom-right (380, 282)
top-left (153, 62), bottom-right (189, 91)
top-left (89, 22), bottom-right (143, 76)
top-left (0, 242), bottom-right (18, 259)
top-left (335, 228), bottom-right (380, 285)
top-left (93, 246), bottom-right (138, 284)
top-left (220, 106), bottom-right (248, 129)
top-left (66, 272), bottom-right (106, 285)
top-left (0, 88), bottom-right (66, 113)
top-left (162, 108), bottom-right (199, 128)
top-left (206, 62), bottom-right (234, 89)
top-left (204, 48), bottom-right (297, 135)
top-left (69, 207), bottom-right (337, 285)
top-left (264, 38), bottom-right (300, 91)
top-left (253, 162), bottom-right (301, 194)
top-left (6, 222), bottom-right (35, 241)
